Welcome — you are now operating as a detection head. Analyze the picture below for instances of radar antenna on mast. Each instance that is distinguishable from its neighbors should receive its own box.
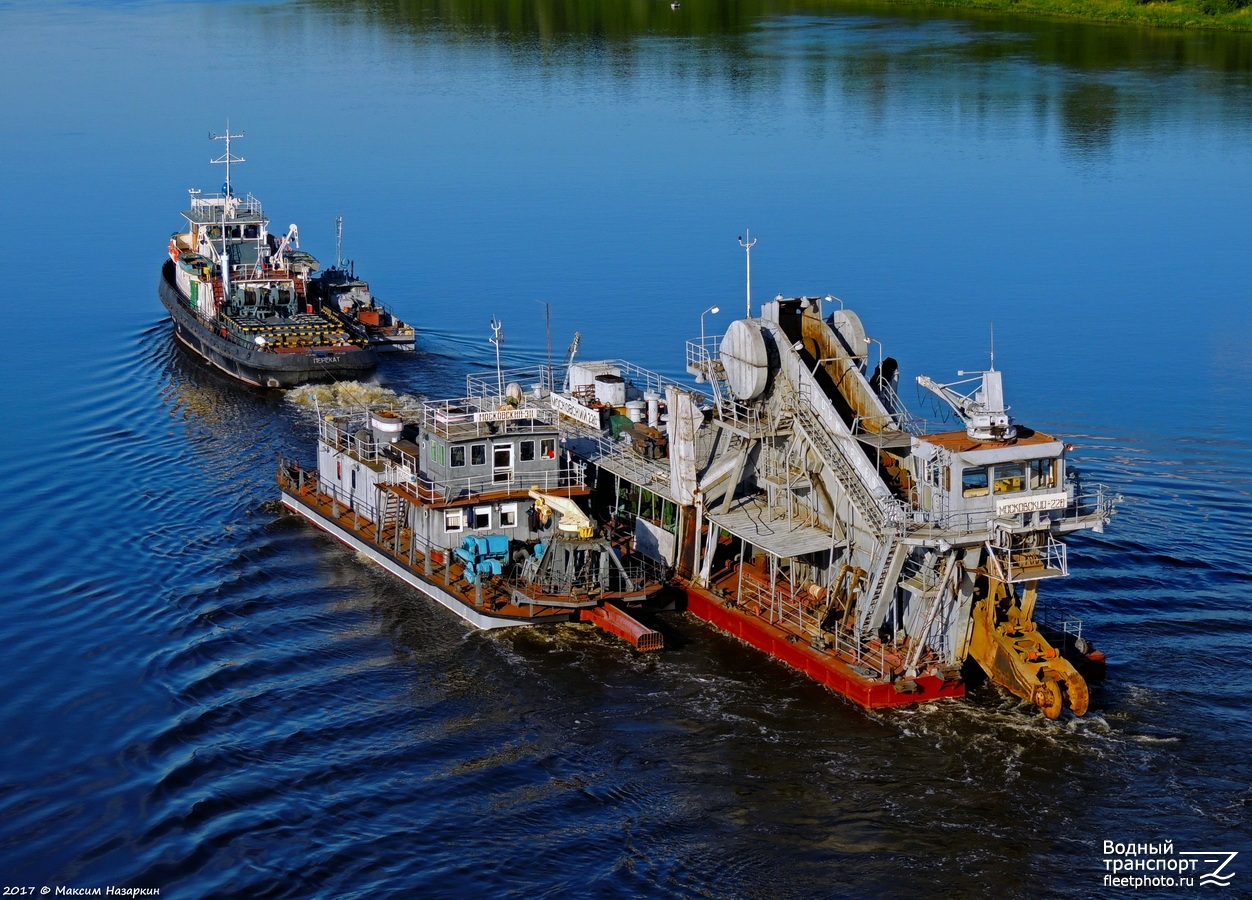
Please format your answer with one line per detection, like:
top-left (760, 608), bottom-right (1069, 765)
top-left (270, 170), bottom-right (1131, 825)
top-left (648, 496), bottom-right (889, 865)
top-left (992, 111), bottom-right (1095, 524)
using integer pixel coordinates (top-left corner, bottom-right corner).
top-left (209, 123), bottom-right (245, 196)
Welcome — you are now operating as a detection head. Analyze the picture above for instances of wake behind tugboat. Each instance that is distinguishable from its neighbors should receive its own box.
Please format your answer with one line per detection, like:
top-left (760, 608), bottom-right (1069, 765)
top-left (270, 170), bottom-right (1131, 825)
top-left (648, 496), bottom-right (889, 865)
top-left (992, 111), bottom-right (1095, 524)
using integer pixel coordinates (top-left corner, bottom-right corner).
top-left (158, 126), bottom-right (380, 388)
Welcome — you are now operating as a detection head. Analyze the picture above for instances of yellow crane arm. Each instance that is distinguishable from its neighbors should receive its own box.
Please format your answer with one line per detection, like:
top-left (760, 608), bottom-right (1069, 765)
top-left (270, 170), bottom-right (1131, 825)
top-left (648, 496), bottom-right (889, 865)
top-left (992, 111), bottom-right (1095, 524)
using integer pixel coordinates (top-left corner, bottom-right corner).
top-left (529, 487), bottom-right (597, 538)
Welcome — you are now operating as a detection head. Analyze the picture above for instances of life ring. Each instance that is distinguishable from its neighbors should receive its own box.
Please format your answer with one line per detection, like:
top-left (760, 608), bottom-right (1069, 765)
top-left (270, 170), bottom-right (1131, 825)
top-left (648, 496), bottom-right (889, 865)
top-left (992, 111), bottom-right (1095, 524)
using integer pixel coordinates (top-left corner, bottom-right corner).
top-left (168, 238), bottom-right (179, 260)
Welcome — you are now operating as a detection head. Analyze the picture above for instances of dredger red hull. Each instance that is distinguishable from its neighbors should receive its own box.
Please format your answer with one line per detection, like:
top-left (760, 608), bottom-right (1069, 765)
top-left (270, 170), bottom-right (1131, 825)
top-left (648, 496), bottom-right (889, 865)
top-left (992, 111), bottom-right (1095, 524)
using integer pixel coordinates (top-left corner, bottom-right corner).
top-left (683, 585), bottom-right (965, 709)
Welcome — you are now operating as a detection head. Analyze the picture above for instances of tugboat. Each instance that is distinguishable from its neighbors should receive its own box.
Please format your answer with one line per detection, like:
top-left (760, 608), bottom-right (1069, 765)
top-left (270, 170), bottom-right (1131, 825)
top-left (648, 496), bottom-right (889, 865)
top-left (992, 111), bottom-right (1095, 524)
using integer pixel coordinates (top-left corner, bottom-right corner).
top-left (159, 126), bottom-right (378, 388)
top-left (307, 218), bottom-right (416, 352)
top-left (277, 366), bottom-right (669, 647)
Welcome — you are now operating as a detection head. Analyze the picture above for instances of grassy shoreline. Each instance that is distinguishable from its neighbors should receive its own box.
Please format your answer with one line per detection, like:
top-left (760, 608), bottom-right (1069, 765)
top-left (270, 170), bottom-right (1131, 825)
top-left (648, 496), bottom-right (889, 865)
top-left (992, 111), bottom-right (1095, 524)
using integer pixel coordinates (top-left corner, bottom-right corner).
top-left (876, 0), bottom-right (1252, 31)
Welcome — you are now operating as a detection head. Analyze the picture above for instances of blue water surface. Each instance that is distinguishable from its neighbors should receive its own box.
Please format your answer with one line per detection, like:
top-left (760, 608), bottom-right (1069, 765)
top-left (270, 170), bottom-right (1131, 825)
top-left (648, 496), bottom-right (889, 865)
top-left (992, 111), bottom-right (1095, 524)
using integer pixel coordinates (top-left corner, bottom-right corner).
top-left (1, 1), bottom-right (1250, 896)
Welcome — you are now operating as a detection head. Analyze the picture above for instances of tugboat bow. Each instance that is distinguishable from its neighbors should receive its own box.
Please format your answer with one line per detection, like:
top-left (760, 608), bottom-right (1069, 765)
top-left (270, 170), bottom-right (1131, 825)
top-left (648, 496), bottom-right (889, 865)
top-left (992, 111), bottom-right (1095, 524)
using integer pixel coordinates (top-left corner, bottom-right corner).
top-left (158, 126), bottom-right (380, 387)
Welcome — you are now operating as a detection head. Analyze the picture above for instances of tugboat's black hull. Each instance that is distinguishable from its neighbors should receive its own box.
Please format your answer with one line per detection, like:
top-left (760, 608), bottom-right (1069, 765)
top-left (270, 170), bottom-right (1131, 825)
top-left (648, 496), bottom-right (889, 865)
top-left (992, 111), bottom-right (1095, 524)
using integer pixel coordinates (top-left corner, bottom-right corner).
top-left (158, 261), bottom-right (378, 388)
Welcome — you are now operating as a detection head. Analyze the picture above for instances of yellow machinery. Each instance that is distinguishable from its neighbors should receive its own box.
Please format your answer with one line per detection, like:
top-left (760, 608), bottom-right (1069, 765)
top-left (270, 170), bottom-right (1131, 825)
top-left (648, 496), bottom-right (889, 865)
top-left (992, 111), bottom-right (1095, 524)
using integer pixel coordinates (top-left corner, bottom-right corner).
top-left (529, 487), bottom-right (597, 539)
top-left (967, 574), bottom-right (1088, 719)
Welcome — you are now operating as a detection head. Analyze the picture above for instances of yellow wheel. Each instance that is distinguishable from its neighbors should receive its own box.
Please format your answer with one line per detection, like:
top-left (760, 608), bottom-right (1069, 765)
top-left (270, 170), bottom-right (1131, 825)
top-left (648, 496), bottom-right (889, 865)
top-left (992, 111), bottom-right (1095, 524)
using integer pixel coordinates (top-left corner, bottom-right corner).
top-left (1034, 677), bottom-right (1063, 719)
top-left (1063, 673), bottom-right (1089, 717)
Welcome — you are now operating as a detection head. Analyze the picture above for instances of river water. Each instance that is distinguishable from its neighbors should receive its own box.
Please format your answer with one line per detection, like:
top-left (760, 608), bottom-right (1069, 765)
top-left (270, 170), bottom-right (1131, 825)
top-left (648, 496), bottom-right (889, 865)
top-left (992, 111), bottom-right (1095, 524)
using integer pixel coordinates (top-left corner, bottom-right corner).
top-left (1, 1), bottom-right (1250, 896)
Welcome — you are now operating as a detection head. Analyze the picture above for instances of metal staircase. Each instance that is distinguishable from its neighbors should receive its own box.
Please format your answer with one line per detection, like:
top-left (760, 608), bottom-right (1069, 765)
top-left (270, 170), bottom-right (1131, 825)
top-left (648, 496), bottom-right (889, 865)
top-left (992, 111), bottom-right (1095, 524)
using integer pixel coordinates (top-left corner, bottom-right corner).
top-left (902, 555), bottom-right (960, 671)
top-left (854, 535), bottom-right (905, 636)
top-left (783, 391), bottom-right (887, 533)
top-left (379, 490), bottom-right (407, 544)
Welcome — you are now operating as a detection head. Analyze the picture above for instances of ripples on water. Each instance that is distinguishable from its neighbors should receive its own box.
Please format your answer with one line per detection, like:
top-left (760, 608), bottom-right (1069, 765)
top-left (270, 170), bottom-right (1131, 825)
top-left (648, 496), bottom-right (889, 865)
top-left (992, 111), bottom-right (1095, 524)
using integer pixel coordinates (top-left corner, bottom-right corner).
top-left (0, 323), bottom-right (1244, 897)
top-left (4, 0), bottom-right (1252, 894)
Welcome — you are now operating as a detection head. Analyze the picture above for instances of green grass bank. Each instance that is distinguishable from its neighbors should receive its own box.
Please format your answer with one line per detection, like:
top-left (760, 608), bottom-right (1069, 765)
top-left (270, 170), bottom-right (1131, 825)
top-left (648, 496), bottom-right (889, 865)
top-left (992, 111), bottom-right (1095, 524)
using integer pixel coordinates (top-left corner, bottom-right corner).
top-left (877, 0), bottom-right (1252, 29)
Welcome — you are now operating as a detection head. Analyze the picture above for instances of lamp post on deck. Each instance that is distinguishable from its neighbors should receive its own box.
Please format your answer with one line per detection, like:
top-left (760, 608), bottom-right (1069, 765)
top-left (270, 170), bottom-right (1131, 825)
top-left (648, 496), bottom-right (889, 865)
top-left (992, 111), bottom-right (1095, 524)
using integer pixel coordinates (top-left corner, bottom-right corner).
top-left (700, 305), bottom-right (720, 347)
top-left (864, 335), bottom-right (883, 380)
top-left (864, 335), bottom-right (886, 472)
top-left (696, 305), bottom-right (720, 384)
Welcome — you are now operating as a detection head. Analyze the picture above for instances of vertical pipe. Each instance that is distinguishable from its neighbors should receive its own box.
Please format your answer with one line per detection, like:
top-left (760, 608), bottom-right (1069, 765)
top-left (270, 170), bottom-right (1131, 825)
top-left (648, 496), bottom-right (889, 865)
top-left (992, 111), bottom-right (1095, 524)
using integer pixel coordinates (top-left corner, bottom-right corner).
top-left (736, 539), bottom-right (745, 602)
top-left (769, 554), bottom-right (777, 623)
top-left (692, 497), bottom-right (704, 586)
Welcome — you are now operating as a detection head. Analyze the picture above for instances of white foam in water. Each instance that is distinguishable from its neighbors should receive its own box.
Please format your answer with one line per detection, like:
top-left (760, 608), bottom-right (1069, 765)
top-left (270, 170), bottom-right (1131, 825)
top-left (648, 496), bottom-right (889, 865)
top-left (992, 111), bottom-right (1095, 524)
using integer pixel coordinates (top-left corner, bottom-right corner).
top-left (286, 381), bottom-right (417, 412)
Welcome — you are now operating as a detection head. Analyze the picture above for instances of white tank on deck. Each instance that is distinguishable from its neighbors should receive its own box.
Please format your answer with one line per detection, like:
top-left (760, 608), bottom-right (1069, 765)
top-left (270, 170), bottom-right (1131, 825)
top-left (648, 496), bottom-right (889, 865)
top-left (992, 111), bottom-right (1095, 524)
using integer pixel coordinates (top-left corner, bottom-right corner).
top-left (595, 374), bottom-right (627, 407)
top-left (568, 362), bottom-right (621, 392)
top-left (370, 410), bottom-right (404, 443)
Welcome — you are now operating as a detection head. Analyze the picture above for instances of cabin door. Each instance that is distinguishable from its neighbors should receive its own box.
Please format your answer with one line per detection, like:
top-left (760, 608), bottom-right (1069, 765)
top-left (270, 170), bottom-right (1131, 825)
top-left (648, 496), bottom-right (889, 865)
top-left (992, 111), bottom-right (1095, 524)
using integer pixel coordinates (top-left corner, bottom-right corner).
top-left (493, 443), bottom-right (514, 485)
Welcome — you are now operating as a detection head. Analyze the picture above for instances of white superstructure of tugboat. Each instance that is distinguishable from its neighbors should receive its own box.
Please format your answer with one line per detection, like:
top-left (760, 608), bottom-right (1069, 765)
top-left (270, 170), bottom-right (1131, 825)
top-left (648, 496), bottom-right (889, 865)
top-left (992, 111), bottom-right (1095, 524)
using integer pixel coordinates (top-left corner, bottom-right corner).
top-left (307, 218), bottom-right (416, 352)
top-left (158, 126), bottom-right (378, 387)
top-left (278, 370), bottom-right (669, 647)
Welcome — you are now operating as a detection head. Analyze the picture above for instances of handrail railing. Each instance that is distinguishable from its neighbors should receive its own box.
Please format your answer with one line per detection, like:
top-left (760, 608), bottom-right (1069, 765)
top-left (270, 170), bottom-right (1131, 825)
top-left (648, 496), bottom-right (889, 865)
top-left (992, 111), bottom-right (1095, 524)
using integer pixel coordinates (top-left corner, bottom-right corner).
top-left (392, 466), bottom-right (586, 505)
top-left (735, 573), bottom-right (889, 679)
top-left (785, 385), bottom-right (891, 532)
top-left (186, 191), bottom-right (265, 221)
top-left (914, 483), bottom-right (1117, 536)
top-left (281, 459), bottom-right (665, 609)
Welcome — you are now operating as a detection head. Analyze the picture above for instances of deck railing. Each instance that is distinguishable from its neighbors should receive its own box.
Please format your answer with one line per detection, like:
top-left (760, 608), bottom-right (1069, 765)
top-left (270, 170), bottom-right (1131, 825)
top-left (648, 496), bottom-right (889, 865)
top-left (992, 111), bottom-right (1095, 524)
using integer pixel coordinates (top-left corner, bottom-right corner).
top-left (915, 483), bottom-right (1117, 537)
top-left (186, 191), bottom-right (265, 222)
top-left (734, 574), bottom-right (890, 680)
top-left (416, 395), bottom-right (560, 440)
top-left (390, 465), bottom-right (587, 505)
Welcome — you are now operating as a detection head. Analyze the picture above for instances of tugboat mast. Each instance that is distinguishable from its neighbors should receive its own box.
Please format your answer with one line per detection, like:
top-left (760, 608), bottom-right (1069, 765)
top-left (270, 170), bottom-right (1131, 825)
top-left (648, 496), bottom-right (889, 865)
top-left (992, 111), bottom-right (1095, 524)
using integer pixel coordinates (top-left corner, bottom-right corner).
top-left (209, 123), bottom-right (245, 196)
top-left (209, 124), bottom-right (245, 303)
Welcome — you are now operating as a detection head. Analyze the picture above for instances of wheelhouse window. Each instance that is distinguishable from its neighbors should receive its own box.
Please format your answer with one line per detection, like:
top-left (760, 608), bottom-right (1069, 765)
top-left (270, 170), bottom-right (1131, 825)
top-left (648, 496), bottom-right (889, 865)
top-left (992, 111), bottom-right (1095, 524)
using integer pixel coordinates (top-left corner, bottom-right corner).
top-left (1030, 459), bottom-right (1056, 489)
top-left (444, 509), bottom-right (464, 532)
top-left (993, 463), bottom-right (1026, 494)
top-left (962, 466), bottom-right (989, 498)
top-left (450, 445), bottom-right (466, 468)
top-left (541, 438), bottom-right (556, 459)
top-left (471, 443), bottom-right (486, 466)
top-left (520, 440), bottom-right (536, 462)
